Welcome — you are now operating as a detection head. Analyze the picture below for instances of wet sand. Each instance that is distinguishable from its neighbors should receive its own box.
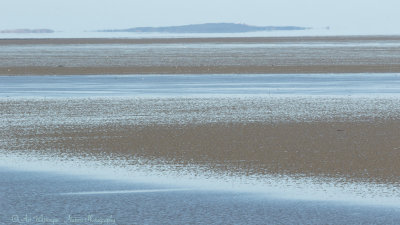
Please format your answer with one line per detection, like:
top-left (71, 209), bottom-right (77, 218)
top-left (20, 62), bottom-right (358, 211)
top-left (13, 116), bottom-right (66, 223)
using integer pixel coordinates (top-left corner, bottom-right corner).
top-left (2, 38), bottom-right (400, 223)
top-left (6, 121), bottom-right (400, 183)
top-left (1, 36), bottom-right (400, 75)
top-left (2, 97), bottom-right (400, 184)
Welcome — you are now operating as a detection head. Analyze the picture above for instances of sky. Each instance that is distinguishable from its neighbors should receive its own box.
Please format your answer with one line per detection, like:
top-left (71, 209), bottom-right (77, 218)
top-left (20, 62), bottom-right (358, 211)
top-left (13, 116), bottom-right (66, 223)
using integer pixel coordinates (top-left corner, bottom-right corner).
top-left (1, 0), bottom-right (400, 34)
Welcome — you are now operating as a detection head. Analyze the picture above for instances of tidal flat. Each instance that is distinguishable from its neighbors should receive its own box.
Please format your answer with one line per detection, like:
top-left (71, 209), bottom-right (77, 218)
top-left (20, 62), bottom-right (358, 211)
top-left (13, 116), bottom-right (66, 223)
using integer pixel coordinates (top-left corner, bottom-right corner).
top-left (1, 37), bottom-right (400, 224)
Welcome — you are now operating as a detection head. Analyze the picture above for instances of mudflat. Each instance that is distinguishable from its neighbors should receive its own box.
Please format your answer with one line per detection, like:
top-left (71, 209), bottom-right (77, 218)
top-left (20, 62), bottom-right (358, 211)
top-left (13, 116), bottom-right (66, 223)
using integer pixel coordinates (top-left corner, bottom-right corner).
top-left (1, 36), bottom-right (400, 75)
top-left (8, 121), bottom-right (400, 183)
top-left (2, 97), bottom-right (400, 183)
top-left (1, 36), bottom-right (400, 186)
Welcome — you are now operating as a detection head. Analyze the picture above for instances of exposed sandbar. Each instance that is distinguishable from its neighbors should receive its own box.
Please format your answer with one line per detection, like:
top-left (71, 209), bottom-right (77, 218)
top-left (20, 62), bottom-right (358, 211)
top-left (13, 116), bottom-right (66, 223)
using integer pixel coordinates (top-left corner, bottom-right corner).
top-left (2, 97), bottom-right (400, 183)
top-left (1, 36), bottom-right (400, 75)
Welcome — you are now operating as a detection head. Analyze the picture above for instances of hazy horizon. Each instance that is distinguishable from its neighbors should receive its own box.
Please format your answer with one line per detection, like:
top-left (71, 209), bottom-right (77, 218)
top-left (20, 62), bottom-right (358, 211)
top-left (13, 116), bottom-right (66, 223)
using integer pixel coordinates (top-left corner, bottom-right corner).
top-left (1, 0), bottom-right (400, 35)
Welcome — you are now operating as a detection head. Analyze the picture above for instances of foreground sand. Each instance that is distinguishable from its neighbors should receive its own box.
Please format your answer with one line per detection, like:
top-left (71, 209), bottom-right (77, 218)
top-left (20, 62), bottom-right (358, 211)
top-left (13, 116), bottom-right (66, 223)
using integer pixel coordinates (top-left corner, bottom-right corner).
top-left (2, 97), bottom-right (400, 184)
top-left (8, 121), bottom-right (400, 183)
top-left (1, 36), bottom-right (400, 74)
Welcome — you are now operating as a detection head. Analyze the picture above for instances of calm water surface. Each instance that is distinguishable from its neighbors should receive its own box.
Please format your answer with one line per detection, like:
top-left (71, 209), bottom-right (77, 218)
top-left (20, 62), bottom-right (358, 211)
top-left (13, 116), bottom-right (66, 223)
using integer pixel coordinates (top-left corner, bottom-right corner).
top-left (1, 74), bottom-right (399, 97)
top-left (1, 168), bottom-right (400, 225)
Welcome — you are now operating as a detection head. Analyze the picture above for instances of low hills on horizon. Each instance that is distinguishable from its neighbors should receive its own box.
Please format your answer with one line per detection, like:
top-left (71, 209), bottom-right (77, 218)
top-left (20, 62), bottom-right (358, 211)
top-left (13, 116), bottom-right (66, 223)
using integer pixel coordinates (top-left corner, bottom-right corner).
top-left (0, 23), bottom-right (310, 34)
top-left (0, 29), bottom-right (54, 34)
top-left (99, 23), bottom-right (310, 33)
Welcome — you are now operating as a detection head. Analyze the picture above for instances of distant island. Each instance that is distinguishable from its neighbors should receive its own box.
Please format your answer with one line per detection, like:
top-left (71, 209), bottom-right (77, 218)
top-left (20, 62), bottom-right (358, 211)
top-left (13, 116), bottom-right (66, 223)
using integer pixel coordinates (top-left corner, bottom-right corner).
top-left (99, 23), bottom-right (309, 33)
top-left (0, 29), bottom-right (54, 34)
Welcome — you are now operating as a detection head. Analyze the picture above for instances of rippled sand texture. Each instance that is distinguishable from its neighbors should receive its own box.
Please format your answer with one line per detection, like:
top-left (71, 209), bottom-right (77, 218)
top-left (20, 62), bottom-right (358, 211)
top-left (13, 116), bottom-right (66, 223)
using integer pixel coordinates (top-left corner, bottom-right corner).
top-left (1, 36), bottom-right (400, 74)
top-left (2, 97), bottom-right (400, 183)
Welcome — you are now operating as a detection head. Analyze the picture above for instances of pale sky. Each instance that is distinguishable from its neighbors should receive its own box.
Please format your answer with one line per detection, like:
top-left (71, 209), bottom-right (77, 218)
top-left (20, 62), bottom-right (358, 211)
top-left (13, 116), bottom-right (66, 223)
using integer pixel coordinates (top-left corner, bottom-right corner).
top-left (1, 0), bottom-right (400, 34)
